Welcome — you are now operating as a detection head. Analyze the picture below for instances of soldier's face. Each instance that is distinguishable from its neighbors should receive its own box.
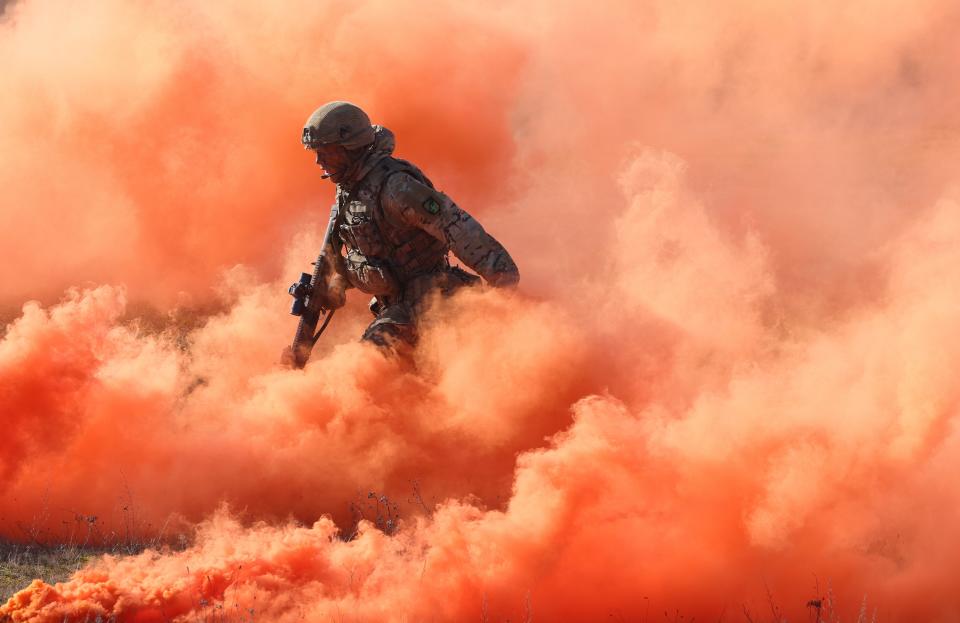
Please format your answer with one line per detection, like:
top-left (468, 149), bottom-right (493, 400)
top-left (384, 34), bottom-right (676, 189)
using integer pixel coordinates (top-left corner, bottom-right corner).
top-left (312, 144), bottom-right (351, 181)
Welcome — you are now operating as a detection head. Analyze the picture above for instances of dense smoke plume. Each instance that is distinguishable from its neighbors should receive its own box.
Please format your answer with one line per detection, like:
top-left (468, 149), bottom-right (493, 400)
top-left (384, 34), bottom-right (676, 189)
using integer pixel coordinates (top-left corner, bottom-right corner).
top-left (2, 0), bottom-right (960, 620)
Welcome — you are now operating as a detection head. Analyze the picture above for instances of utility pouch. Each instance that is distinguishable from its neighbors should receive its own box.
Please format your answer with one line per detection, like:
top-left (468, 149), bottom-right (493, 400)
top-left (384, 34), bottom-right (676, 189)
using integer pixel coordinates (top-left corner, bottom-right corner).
top-left (345, 253), bottom-right (401, 296)
top-left (339, 220), bottom-right (388, 258)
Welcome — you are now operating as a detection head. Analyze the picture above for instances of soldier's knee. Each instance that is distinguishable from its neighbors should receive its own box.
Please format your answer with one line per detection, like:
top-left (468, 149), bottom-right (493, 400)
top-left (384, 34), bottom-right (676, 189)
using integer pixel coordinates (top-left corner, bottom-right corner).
top-left (361, 320), bottom-right (417, 352)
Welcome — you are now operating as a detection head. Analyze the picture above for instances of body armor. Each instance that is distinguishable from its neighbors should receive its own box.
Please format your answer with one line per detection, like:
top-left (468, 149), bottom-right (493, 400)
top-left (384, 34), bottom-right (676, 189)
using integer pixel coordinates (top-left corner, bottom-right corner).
top-left (337, 158), bottom-right (449, 300)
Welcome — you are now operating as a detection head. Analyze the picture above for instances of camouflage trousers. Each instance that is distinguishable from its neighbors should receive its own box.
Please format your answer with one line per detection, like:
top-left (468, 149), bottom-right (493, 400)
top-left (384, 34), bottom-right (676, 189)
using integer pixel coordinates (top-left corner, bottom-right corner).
top-left (361, 266), bottom-right (480, 351)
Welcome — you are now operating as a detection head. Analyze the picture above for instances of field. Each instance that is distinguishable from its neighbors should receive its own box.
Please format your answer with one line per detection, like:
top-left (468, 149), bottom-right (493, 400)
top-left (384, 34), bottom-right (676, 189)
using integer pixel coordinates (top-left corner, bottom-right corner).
top-left (4, 0), bottom-right (960, 619)
top-left (2, 543), bottom-right (876, 623)
top-left (1, 543), bottom-right (98, 601)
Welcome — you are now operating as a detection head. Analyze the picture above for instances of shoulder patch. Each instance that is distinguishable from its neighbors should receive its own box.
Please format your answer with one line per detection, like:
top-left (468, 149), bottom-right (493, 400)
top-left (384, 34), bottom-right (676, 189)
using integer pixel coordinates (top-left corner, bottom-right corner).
top-left (422, 197), bottom-right (441, 215)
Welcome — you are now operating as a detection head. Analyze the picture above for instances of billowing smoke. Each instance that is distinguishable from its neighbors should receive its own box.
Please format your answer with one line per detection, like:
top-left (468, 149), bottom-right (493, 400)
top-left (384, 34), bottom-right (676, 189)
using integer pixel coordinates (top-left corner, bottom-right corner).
top-left (2, 0), bottom-right (960, 620)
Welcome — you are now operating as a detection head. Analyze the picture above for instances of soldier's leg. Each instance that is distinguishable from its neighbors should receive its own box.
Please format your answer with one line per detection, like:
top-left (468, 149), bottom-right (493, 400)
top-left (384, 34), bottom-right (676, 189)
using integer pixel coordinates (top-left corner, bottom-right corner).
top-left (361, 303), bottom-right (417, 355)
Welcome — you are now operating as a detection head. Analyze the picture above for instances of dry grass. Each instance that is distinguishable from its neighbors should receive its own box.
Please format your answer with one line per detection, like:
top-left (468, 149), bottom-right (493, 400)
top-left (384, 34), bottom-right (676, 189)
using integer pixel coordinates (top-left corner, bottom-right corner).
top-left (0, 542), bottom-right (109, 601)
top-left (0, 495), bottom-right (189, 604)
top-left (1, 488), bottom-right (879, 621)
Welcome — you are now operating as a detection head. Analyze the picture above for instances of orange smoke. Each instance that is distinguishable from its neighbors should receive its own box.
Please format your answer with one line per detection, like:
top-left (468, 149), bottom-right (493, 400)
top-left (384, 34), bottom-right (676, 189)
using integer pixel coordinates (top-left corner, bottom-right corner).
top-left (3, 0), bottom-right (960, 621)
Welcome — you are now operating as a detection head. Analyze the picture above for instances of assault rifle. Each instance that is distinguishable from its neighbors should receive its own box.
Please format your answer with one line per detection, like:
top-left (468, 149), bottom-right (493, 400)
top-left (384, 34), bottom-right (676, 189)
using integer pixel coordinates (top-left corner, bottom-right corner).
top-left (282, 206), bottom-right (340, 368)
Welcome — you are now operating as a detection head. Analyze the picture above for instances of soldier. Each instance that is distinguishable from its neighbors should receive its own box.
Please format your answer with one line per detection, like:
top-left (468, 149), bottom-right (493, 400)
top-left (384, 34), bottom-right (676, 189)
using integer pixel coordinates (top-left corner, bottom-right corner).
top-left (300, 101), bottom-right (519, 351)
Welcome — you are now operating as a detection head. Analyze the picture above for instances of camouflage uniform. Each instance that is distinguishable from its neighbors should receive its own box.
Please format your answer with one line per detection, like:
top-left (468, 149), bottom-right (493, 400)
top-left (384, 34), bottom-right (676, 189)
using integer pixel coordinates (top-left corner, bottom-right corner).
top-left (307, 106), bottom-right (519, 350)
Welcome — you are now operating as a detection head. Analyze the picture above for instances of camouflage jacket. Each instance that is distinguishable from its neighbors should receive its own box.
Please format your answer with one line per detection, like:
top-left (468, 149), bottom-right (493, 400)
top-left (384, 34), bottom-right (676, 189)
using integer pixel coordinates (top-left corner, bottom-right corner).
top-left (329, 127), bottom-right (519, 300)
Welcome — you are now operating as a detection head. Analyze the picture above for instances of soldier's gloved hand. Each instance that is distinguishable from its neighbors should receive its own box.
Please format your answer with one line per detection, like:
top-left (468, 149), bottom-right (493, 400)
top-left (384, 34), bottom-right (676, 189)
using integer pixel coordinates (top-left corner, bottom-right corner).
top-left (483, 255), bottom-right (520, 289)
top-left (314, 273), bottom-right (348, 310)
top-left (486, 270), bottom-right (520, 289)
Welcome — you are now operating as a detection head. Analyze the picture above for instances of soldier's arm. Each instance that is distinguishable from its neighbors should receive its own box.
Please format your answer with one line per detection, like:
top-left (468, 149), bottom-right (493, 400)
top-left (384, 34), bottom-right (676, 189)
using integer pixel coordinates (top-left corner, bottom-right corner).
top-left (315, 202), bottom-right (351, 309)
top-left (381, 173), bottom-right (520, 287)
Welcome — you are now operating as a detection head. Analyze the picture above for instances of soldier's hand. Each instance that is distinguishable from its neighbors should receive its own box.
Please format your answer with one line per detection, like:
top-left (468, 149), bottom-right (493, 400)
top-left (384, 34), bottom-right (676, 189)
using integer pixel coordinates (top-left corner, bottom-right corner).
top-left (314, 273), bottom-right (348, 310)
top-left (486, 270), bottom-right (519, 289)
top-left (484, 255), bottom-right (520, 289)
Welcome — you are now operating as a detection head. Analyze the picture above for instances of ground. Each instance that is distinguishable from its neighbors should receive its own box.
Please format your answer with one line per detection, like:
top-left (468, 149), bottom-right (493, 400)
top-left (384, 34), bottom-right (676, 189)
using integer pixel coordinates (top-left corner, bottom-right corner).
top-left (0, 542), bottom-right (140, 601)
top-left (1, 543), bottom-right (83, 600)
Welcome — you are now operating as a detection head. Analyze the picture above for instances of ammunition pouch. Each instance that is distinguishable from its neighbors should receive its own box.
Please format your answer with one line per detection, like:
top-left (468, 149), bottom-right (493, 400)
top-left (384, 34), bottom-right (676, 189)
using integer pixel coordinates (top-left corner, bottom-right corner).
top-left (339, 219), bottom-right (388, 258)
top-left (345, 252), bottom-right (401, 296)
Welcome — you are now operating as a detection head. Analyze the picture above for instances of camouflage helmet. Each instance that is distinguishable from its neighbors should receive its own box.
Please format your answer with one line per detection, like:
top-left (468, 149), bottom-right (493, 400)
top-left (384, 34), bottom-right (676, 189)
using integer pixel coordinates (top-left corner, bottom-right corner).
top-left (301, 101), bottom-right (375, 150)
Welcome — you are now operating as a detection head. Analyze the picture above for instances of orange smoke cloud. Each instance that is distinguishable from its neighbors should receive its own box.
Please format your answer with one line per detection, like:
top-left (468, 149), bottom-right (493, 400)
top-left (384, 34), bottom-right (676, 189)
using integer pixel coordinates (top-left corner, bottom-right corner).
top-left (3, 0), bottom-right (960, 621)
